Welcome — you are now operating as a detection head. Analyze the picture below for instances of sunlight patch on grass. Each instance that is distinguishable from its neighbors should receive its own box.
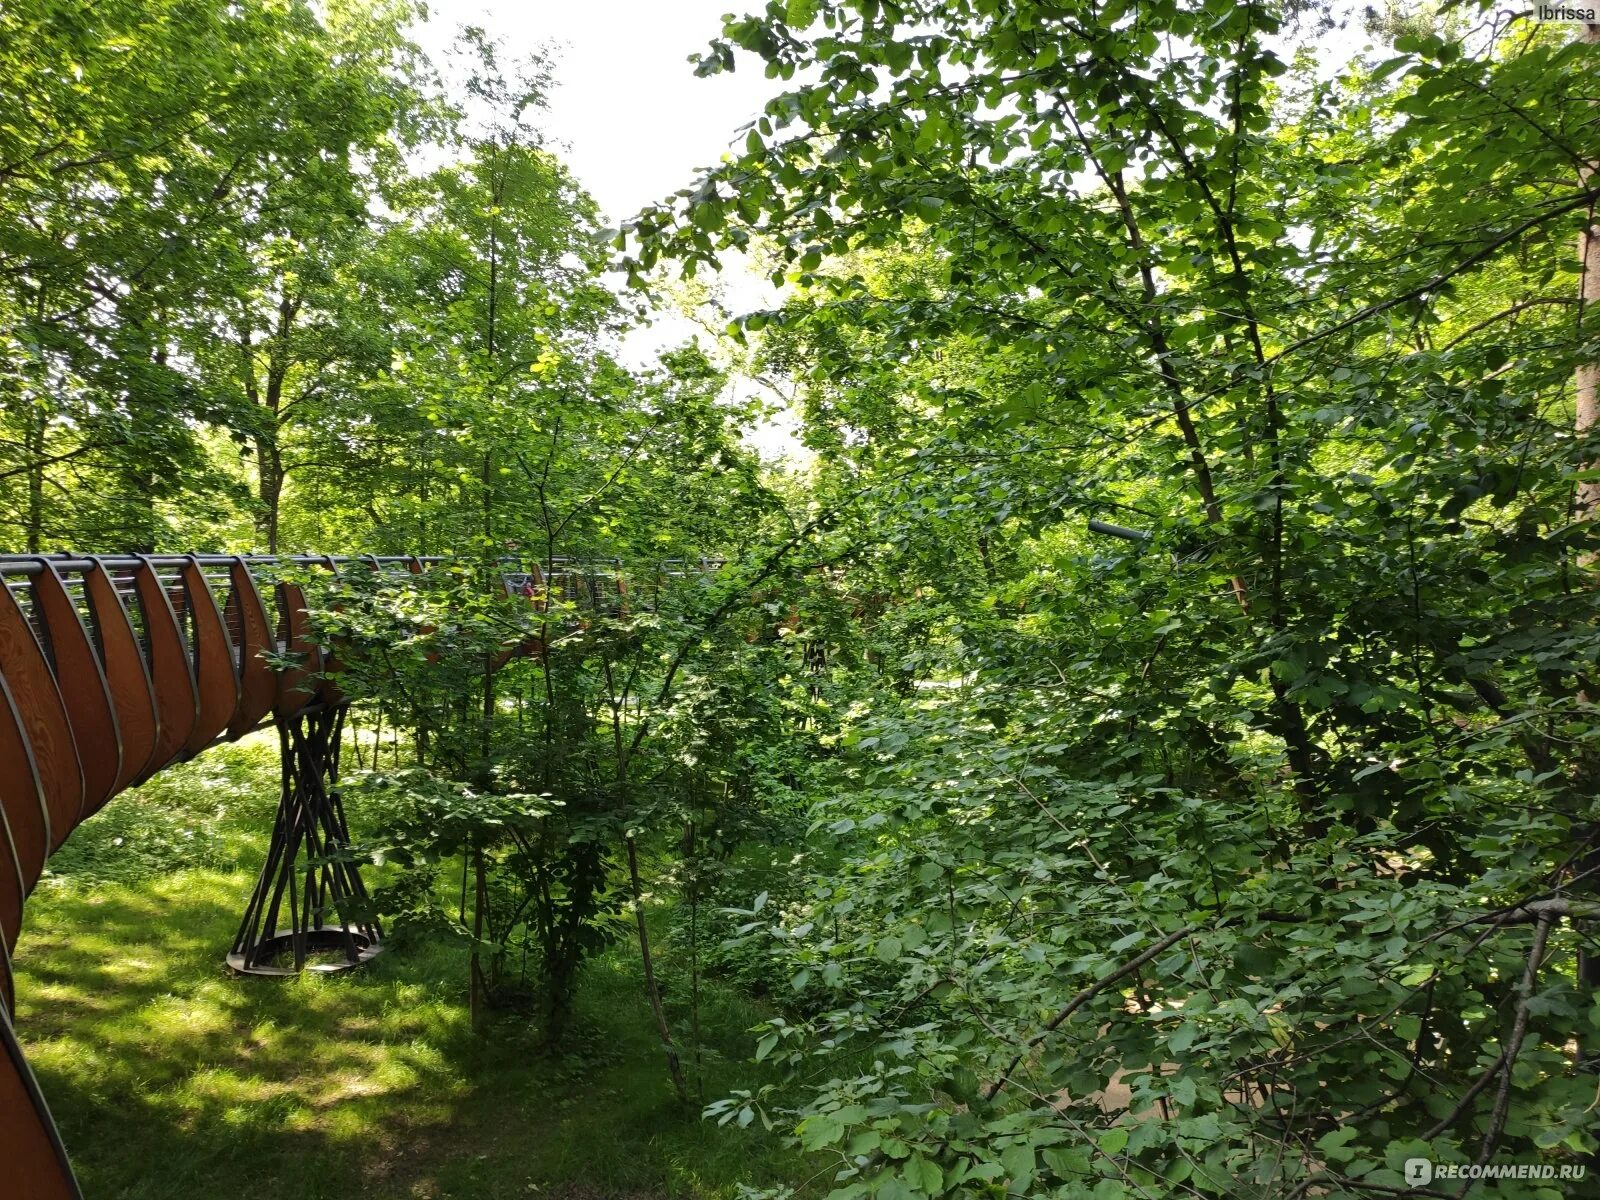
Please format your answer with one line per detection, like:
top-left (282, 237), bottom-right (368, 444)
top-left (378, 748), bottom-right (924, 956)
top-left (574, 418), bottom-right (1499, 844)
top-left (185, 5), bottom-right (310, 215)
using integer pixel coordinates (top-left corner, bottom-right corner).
top-left (134, 994), bottom-right (238, 1044)
top-left (9, 741), bottom-right (817, 1199)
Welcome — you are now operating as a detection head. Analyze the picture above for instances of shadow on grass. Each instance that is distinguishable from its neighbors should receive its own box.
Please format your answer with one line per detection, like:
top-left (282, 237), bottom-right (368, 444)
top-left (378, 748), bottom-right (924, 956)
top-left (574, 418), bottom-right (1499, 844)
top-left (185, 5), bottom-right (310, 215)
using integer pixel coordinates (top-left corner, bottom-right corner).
top-left (14, 807), bottom-right (811, 1200)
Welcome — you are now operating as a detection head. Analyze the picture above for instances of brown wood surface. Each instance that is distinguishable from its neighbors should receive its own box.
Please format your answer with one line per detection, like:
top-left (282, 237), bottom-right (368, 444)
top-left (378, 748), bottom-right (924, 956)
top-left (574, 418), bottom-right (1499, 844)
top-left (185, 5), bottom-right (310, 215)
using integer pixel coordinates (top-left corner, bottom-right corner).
top-left (83, 560), bottom-right (159, 797)
top-left (0, 1007), bottom-right (81, 1200)
top-left (180, 558), bottom-right (240, 754)
top-left (314, 558), bottom-right (345, 706)
top-left (0, 930), bottom-right (12, 1021)
top-left (0, 813), bottom-right (21, 961)
top-left (131, 559), bottom-right (198, 783)
top-left (0, 674), bottom-right (37, 945)
top-left (273, 581), bottom-right (322, 718)
top-left (226, 559), bottom-right (276, 739)
top-left (28, 561), bottom-right (121, 827)
top-left (0, 580), bottom-right (83, 853)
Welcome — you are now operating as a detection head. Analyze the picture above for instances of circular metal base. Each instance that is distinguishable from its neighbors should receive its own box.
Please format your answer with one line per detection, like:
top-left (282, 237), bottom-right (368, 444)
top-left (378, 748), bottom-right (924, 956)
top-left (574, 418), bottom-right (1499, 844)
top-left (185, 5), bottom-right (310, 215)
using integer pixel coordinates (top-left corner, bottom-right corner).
top-left (226, 926), bottom-right (382, 977)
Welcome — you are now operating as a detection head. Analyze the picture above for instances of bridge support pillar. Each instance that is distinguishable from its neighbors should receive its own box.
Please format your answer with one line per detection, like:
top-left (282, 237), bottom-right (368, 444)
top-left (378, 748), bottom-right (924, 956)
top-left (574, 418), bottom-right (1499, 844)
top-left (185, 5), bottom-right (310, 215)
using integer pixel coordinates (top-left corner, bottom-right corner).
top-left (228, 704), bottom-right (382, 975)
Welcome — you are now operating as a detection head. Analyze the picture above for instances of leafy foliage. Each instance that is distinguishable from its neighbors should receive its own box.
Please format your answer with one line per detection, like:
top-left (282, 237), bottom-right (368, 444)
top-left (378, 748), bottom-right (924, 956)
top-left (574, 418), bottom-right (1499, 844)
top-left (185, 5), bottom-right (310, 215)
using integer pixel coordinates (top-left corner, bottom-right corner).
top-left (5, 0), bottom-right (1600, 1197)
top-left (619, 1), bottom-right (1600, 1195)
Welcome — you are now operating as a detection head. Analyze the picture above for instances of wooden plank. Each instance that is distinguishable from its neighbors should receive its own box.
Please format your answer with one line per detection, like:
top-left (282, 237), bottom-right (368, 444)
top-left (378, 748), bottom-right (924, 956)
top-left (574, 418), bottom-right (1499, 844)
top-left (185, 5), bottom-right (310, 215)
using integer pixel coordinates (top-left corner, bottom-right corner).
top-left (272, 581), bottom-right (322, 719)
top-left (27, 561), bottom-right (121, 827)
top-left (0, 580), bottom-right (83, 853)
top-left (0, 926), bottom-right (12, 1024)
top-left (0, 818), bottom-right (21, 968)
top-left (225, 559), bottom-right (276, 739)
top-left (0, 674), bottom-right (37, 943)
top-left (313, 557), bottom-right (344, 706)
top-left (0, 1004), bottom-right (83, 1200)
top-left (130, 558), bottom-right (198, 783)
top-left (180, 558), bottom-right (240, 754)
top-left (83, 559), bottom-right (159, 797)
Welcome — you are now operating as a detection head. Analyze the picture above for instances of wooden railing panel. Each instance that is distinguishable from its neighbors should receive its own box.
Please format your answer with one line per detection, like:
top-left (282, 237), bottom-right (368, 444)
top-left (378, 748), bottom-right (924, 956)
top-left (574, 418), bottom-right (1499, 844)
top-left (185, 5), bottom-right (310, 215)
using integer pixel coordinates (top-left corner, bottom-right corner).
top-left (0, 1008), bottom-right (80, 1200)
top-left (131, 558), bottom-right (199, 783)
top-left (272, 581), bottom-right (322, 718)
top-left (0, 675), bottom-right (37, 946)
top-left (27, 561), bottom-right (121, 826)
top-left (83, 559), bottom-right (159, 799)
top-left (0, 579), bottom-right (82, 853)
top-left (180, 558), bottom-right (240, 754)
top-left (226, 559), bottom-right (276, 739)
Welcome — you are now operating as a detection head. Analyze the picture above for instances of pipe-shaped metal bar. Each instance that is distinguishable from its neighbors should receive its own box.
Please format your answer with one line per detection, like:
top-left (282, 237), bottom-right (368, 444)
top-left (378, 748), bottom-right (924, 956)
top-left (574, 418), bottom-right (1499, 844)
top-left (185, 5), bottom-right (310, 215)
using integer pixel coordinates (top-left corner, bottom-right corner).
top-left (1087, 518), bottom-right (1153, 543)
top-left (0, 555), bottom-right (448, 575)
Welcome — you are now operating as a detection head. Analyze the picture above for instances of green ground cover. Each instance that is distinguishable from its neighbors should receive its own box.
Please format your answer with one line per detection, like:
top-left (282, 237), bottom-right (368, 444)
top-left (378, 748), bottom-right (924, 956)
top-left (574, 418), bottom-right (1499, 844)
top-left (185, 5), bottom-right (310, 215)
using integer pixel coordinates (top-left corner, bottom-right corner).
top-left (13, 740), bottom-right (810, 1200)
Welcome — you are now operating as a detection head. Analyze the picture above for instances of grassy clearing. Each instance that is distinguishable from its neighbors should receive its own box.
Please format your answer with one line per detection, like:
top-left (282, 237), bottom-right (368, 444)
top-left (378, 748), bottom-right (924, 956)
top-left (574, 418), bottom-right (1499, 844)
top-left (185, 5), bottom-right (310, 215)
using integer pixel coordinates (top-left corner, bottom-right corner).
top-left (13, 739), bottom-right (812, 1200)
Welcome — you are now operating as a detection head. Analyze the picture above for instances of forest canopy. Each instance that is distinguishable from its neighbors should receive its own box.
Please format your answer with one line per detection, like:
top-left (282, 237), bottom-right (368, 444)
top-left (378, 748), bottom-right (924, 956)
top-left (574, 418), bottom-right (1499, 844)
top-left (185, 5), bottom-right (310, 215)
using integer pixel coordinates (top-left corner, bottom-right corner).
top-left (3, 0), bottom-right (1600, 1198)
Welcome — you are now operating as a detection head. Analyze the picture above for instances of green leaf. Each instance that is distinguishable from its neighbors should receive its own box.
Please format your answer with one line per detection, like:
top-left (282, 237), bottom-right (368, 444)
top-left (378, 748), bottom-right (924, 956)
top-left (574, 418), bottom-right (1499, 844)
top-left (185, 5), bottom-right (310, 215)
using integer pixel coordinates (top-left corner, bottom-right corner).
top-left (1044, 1146), bottom-right (1092, 1178)
top-left (1000, 1142), bottom-right (1035, 1187)
top-left (1316, 1126), bottom-right (1360, 1164)
top-left (800, 1113), bottom-right (846, 1150)
top-left (903, 1154), bottom-right (944, 1196)
top-left (1168, 1074), bottom-right (1196, 1108)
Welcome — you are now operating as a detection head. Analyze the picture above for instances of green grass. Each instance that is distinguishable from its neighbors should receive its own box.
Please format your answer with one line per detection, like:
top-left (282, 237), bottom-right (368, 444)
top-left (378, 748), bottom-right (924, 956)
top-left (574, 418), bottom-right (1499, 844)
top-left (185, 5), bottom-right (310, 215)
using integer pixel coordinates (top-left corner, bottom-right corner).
top-left (12, 739), bottom-right (813, 1200)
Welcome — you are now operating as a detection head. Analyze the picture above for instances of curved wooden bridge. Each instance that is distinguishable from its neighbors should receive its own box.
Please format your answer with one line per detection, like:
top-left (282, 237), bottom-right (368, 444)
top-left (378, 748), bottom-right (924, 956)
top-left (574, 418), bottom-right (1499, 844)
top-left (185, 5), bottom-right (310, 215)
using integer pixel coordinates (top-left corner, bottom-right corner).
top-left (0, 551), bottom-right (631, 1199)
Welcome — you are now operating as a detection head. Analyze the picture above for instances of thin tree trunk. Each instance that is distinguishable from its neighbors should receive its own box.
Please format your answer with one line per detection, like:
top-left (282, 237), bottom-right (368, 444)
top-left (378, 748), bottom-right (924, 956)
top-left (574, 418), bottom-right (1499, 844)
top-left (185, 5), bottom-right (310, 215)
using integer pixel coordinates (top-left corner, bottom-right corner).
top-left (23, 286), bottom-right (47, 551)
top-left (626, 834), bottom-right (689, 1102)
top-left (1098, 154), bottom-right (1318, 797)
top-left (1578, 24), bottom-right (1600, 524)
top-left (23, 403), bottom-right (44, 552)
top-left (470, 844), bottom-right (487, 1031)
top-left (256, 438), bottom-right (283, 553)
top-left (125, 334), bottom-right (171, 551)
top-left (1574, 24), bottom-right (1600, 1172)
top-left (685, 818), bottom-right (705, 1104)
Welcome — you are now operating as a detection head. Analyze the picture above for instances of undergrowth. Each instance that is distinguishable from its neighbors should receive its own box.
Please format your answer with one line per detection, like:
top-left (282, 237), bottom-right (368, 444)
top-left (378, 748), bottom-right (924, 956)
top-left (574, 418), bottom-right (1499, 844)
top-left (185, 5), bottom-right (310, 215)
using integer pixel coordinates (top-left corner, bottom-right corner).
top-left (15, 741), bottom-right (816, 1200)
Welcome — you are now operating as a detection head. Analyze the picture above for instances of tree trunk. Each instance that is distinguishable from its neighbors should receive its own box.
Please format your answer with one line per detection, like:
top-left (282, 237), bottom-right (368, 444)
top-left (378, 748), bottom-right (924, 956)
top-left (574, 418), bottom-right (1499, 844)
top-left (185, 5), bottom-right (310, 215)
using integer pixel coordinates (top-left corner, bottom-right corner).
top-left (123, 334), bottom-right (172, 551)
top-left (470, 844), bottom-right (487, 1031)
top-left (626, 835), bottom-right (689, 1103)
top-left (1578, 24), bottom-right (1600, 524)
top-left (23, 403), bottom-right (44, 553)
top-left (256, 438), bottom-right (283, 553)
top-left (1573, 24), bottom-right (1599, 1174)
top-left (1571, 25), bottom-right (1599, 547)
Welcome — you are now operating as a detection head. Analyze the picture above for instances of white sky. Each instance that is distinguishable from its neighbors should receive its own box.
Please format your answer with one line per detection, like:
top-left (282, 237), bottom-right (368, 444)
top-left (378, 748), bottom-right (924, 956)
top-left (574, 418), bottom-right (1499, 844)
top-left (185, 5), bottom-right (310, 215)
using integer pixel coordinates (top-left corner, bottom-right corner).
top-left (415, 1), bottom-right (802, 456)
top-left (412, 1), bottom-right (1383, 233)
top-left (415, 1), bottom-right (779, 228)
top-left (407, 3), bottom-right (1386, 462)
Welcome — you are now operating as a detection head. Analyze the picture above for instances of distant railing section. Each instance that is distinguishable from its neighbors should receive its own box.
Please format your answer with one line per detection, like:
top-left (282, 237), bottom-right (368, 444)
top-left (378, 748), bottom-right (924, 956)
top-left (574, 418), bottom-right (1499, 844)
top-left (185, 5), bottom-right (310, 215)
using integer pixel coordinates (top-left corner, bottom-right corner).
top-left (0, 548), bottom-right (736, 975)
top-left (0, 548), bottom-right (664, 1200)
top-left (0, 525), bottom-right (1149, 1194)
